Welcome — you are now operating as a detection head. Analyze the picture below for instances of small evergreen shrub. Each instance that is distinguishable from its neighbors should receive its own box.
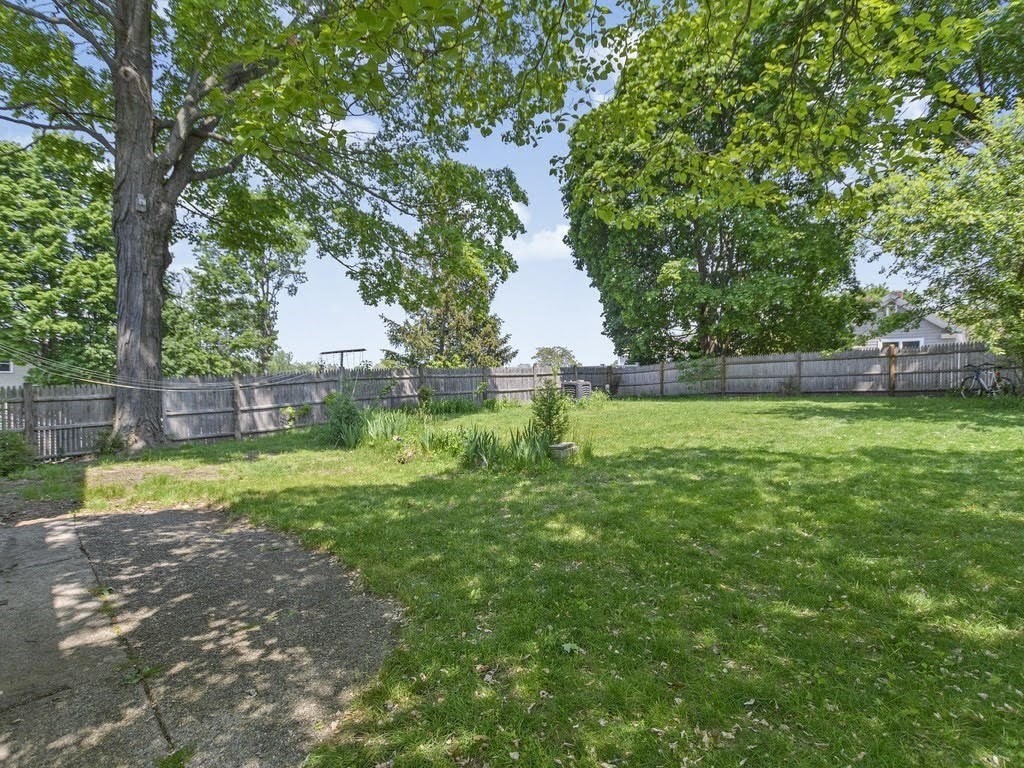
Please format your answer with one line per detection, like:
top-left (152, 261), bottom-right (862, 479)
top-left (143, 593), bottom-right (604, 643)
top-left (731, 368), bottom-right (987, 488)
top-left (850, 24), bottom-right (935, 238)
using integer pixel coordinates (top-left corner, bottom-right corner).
top-left (322, 392), bottom-right (365, 449)
top-left (531, 379), bottom-right (571, 442)
top-left (0, 431), bottom-right (33, 477)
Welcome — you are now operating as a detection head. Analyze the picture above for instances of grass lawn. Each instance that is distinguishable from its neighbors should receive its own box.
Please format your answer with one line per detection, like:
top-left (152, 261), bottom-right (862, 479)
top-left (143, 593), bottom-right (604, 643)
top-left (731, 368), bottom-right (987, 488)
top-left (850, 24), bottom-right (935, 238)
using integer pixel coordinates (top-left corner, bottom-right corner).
top-left (15, 396), bottom-right (1024, 767)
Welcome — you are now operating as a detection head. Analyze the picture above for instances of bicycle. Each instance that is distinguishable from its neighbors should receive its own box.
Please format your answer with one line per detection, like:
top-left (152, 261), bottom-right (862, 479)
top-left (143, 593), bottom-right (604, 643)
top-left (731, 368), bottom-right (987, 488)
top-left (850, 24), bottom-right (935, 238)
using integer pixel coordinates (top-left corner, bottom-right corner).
top-left (959, 362), bottom-right (1018, 397)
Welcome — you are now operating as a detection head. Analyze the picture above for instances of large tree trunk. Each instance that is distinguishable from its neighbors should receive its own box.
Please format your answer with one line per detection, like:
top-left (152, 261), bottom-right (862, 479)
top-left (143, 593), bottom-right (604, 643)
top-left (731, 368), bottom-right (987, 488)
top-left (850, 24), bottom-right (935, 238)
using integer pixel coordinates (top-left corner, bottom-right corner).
top-left (110, 0), bottom-right (173, 450)
top-left (111, 204), bottom-right (172, 449)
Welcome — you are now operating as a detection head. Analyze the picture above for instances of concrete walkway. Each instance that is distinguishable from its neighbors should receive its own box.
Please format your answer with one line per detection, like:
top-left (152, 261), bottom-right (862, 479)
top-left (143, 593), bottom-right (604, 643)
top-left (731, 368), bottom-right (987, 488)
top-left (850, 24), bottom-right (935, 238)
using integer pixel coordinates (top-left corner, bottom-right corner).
top-left (0, 505), bottom-right (398, 767)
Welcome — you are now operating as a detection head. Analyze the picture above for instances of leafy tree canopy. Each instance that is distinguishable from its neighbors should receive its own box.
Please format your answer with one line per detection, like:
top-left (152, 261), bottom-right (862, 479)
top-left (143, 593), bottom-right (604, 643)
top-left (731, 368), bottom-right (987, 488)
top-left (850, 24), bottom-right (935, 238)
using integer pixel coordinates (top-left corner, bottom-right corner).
top-left (0, 137), bottom-right (116, 383)
top-left (869, 101), bottom-right (1024, 361)
top-left (382, 304), bottom-right (517, 369)
top-left (180, 184), bottom-right (308, 373)
top-left (379, 160), bottom-right (524, 368)
top-left (562, 0), bottom-right (1000, 361)
top-left (532, 346), bottom-right (580, 369)
top-left (0, 0), bottom-right (631, 445)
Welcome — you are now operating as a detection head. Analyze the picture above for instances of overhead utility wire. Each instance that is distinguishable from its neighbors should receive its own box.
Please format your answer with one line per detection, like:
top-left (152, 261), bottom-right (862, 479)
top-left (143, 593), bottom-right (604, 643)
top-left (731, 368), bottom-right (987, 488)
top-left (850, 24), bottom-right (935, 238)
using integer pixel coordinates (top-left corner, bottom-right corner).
top-left (0, 342), bottom-right (314, 392)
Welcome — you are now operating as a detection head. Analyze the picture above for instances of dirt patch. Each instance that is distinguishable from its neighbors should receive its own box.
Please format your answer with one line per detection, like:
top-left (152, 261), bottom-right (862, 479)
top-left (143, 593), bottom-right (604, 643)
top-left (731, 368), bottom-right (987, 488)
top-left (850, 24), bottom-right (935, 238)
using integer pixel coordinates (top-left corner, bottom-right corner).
top-left (0, 483), bottom-right (76, 526)
top-left (85, 462), bottom-right (225, 487)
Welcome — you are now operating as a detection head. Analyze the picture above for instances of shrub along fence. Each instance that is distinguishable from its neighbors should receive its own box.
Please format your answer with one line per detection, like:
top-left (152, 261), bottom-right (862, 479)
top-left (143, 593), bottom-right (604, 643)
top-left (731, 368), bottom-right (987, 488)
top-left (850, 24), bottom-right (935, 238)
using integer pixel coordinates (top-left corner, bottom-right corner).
top-left (0, 342), bottom-right (1016, 460)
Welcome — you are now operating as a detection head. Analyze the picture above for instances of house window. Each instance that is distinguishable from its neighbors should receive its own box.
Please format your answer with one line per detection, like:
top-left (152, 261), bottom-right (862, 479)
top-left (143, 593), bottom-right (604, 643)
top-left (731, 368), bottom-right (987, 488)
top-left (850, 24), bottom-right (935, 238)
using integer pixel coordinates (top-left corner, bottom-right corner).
top-left (0, 361), bottom-right (12, 373)
top-left (880, 339), bottom-right (923, 351)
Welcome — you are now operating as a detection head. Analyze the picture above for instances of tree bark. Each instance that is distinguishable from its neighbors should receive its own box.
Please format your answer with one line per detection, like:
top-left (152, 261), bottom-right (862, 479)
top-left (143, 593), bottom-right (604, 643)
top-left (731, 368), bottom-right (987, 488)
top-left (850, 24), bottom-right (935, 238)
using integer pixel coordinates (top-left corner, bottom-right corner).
top-left (110, 0), bottom-right (173, 449)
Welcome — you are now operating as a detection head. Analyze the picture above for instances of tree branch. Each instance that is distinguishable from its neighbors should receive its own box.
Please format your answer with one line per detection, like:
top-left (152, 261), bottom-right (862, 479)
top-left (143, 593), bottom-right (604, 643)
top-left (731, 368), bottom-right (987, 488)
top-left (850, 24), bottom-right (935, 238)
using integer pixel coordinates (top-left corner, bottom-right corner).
top-left (0, 112), bottom-right (114, 153)
top-left (189, 154), bottom-right (244, 182)
top-left (51, 0), bottom-right (115, 68)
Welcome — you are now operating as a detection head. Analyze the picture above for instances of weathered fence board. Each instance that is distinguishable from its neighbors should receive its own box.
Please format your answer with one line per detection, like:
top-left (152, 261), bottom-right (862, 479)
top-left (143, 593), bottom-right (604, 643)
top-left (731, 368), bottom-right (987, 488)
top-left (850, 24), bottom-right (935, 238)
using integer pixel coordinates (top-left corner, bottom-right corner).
top-left (1, 343), bottom-right (1019, 460)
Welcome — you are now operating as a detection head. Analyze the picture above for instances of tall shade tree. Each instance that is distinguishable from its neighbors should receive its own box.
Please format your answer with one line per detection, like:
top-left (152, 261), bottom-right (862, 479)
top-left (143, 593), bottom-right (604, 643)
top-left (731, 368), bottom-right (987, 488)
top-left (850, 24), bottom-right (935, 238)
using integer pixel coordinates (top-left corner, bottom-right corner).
top-left (0, 137), bottom-right (116, 383)
top-left (532, 346), bottom-right (580, 369)
top-left (379, 159), bottom-right (524, 368)
top-left (0, 0), bottom-right (623, 447)
top-left (563, 1), bottom-right (987, 360)
top-left (869, 101), bottom-right (1024, 363)
top-left (381, 304), bottom-right (518, 369)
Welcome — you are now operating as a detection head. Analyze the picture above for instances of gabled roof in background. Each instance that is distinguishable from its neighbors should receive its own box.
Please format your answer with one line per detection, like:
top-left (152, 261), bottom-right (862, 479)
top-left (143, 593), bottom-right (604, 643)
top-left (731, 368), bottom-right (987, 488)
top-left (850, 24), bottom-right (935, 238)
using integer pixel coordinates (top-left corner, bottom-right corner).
top-left (856, 291), bottom-right (965, 337)
top-left (882, 292), bottom-right (963, 334)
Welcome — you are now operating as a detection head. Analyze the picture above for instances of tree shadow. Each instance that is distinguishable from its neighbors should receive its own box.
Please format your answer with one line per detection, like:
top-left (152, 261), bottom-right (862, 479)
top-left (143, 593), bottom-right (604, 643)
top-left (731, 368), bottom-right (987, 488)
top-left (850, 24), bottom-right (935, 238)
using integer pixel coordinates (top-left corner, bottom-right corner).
top-left (0, 466), bottom-right (166, 768)
top-left (218, 441), bottom-right (1024, 766)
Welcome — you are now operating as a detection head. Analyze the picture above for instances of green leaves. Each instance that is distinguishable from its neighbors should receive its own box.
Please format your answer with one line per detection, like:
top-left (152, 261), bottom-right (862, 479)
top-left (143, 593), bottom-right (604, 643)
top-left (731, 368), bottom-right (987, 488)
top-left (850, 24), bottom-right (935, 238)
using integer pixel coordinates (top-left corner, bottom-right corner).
top-left (869, 101), bottom-right (1024, 362)
top-left (0, 138), bottom-right (116, 383)
top-left (560, 0), bottom-right (1015, 362)
top-left (167, 183), bottom-right (309, 375)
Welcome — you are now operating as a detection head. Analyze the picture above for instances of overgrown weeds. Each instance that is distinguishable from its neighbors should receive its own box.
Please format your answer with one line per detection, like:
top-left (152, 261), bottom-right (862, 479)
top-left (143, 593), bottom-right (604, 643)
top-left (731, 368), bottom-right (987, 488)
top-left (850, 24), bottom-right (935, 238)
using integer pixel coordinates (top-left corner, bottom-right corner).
top-left (364, 410), bottom-right (414, 444)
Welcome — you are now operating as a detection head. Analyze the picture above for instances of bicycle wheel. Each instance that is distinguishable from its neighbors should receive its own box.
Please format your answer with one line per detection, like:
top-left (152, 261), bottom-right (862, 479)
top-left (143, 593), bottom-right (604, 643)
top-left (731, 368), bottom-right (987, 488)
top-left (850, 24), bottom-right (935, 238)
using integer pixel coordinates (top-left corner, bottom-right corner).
top-left (994, 378), bottom-right (1018, 396)
top-left (959, 376), bottom-right (983, 397)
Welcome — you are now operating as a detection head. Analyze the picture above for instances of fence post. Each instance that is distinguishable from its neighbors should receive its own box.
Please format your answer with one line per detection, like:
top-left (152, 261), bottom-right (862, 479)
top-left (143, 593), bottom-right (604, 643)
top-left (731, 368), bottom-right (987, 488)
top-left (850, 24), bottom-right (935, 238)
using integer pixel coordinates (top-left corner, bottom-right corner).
top-left (232, 375), bottom-right (243, 440)
top-left (887, 344), bottom-right (897, 396)
top-left (795, 352), bottom-right (803, 394)
top-left (22, 383), bottom-right (37, 456)
top-left (532, 363), bottom-right (538, 394)
top-left (659, 361), bottom-right (666, 397)
top-left (719, 356), bottom-right (727, 395)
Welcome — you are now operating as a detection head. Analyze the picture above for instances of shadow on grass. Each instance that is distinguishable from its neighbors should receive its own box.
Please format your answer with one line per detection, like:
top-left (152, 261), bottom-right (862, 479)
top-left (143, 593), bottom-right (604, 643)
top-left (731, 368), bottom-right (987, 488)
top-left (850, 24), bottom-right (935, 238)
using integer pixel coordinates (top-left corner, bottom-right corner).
top-left (220, 441), bottom-right (1024, 767)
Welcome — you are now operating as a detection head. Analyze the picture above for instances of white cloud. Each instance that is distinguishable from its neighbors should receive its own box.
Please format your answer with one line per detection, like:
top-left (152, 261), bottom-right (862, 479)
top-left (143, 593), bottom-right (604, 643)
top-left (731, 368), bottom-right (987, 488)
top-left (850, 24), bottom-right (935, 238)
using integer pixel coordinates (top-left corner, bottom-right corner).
top-left (899, 96), bottom-right (931, 122)
top-left (319, 114), bottom-right (380, 147)
top-left (340, 115), bottom-right (379, 139)
top-left (511, 201), bottom-right (531, 228)
top-left (506, 224), bottom-right (571, 263)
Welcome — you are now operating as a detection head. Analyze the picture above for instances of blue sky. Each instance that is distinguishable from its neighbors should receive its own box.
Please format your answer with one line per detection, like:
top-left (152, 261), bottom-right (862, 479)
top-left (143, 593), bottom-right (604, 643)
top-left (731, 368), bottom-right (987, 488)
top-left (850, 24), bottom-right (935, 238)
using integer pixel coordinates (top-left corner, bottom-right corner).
top-left (275, 130), bottom-right (623, 368)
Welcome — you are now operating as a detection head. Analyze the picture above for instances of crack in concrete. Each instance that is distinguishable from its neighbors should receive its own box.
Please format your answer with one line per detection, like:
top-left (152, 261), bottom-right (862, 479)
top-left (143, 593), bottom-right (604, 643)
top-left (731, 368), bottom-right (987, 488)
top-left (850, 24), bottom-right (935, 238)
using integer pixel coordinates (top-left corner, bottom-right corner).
top-left (71, 515), bottom-right (176, 752)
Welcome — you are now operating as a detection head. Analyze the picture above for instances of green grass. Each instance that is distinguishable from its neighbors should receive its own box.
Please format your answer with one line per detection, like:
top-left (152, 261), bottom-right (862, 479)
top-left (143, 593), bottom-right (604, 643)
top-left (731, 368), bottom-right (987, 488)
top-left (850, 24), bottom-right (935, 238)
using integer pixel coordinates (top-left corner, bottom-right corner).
top-left (12, 396), bottom-right (1024, 766)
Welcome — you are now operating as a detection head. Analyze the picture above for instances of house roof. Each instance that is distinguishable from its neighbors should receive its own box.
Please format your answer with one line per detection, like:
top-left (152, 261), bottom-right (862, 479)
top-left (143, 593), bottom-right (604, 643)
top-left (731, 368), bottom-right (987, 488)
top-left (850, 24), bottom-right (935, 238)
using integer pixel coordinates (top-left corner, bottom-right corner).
top-left (877, 291), bottom-right (964, 336)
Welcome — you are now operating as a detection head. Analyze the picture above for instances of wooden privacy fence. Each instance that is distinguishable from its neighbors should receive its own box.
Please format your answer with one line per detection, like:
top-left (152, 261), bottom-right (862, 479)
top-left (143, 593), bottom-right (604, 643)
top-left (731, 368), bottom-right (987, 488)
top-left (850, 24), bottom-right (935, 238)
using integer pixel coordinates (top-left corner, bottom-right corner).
top-left (605, 342), bottom-right (1019, 398)
top-left (0, 366), bottom-right (558, 459)
top-left (0, 343), bottom-right (1017, 460)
